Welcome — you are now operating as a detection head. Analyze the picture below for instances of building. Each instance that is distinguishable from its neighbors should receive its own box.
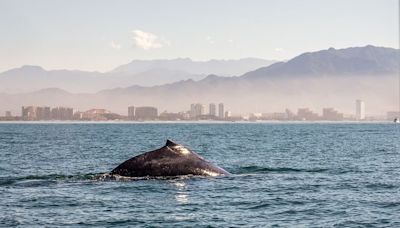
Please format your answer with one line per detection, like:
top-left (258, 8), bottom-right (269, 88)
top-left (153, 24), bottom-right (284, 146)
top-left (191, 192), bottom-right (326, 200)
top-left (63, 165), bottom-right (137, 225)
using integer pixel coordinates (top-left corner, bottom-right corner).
top-left (190, 103), bottom-right (205, 119)
top-left (250, 113), bottom-right (262, 120)
top-left (36, 107), bottom-right (51, 120)
top-left (225, 110), bottom-right (232, 118)
top-left (22, 106), bottom-right (37, 120)
top-left (190, 104), bottom-right (195, 118)
top-left (135, 106), bottom-right (158, 120)
top-left (322, 108), bottom-right (344, 121)
top-left (128, 106), bottom-right (135, 120)
top-left (159, 111), bottom-right (185, 121)
top-left (51, 107), bottom-right (73, 120)
top-left (80, 109), bottom-right (109, 121)
top-left (21, 106), bottom-right (52, 120)
top-left (209, 103), bottom-right (216, 116)
top-left (77, 108), bottom-right (121, 121)
top-left (5, 111), bottom-right (11, 117)
top-left (261, 112), bottom-right (287, 120)
top-left (218, 103), bottom-right (224, 119)
top-left (285, 109), bottom-right (296, 120)
top-left (21, 106), bottom-right (51, 120)
top-left (297, 108), bottom-right (319, 121)
top-left (355, 100), bottom-right (365, 120)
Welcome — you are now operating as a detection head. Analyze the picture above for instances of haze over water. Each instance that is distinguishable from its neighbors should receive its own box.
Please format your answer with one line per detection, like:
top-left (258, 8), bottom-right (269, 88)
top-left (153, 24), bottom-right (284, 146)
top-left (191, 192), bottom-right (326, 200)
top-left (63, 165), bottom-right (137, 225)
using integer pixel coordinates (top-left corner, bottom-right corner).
top-left (1, 123), bottom-right (399, 227)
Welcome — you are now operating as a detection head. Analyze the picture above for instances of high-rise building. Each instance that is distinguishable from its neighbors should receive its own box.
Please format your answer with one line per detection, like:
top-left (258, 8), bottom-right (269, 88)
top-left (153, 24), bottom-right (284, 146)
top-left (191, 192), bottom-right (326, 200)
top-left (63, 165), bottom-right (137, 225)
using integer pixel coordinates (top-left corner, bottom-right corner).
top-left (225, 110), bottom-right (232, 118)
top-left (51, 107), bottom-right (73, 120)
top-left (36, 107), bottom-right (51, 120)
top-left (209, 103), bottom-right (216, 116)
top-left (128, 106), bottom-right (135, 119)
top-left (199, 104), bottom-right (205, 116)
top-left (356, 100), bottom-right (365, 120)
top-left (22, 106), bottom-right (37, 120)
top-left (190, 104), bottom-right (196, 118)
top-left (190, 103), bottom-right (205, 118)
top-left (135, 106), bottom-right (158, 120)
top-left (218, 103), bottom-right (224, 119)
top-left (21, 106), bottom-right (51, 120)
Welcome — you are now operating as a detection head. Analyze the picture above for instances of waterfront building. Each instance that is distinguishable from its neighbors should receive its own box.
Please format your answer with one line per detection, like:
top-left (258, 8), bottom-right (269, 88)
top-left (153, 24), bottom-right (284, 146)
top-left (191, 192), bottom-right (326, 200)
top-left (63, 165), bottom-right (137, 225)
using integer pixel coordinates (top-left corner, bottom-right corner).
top-left (285, 109), bottom-right (296, 120)
top-left (21, 106), bottom-right (51, 120)
top-left (135, 106), bottom-right (158, 120)
top-left (22, 106), bottom-right (37, 120)
top-left (80, 109), bottom-right (109, 121)
top-left (128, 106), bottom-right (135, 119)
top-left (322, 108), bottom-right (344, 121)
top-left (51, 107), bottom-right (73, 120)
top-left (355, 100), bottom-right (365, 120)
top-left (36, 107), bottom-right (51, 120)
top-left (5, 111), bottom-right (11, 117)
top-left (218, 103), bottom-right (224, 119)
top-left (259, 112), bottom-right (290, 120)
top-left (209, 103), bottom-right (216, 116)
top-left (159, 111), bottom-right (185, 121)
top-left (190, 103), bottom-right (205, 118)
top-left (297, 108), bottom-right (319, 121)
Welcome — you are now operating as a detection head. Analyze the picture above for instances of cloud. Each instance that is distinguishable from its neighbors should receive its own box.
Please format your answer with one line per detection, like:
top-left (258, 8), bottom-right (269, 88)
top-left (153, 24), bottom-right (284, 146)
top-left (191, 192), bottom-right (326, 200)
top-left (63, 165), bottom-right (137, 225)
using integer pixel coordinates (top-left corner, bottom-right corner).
top-left (132, 30), bottom-right (168, 50)
top-left (110, 40), bottom-right (121, 50)
top-left (274, 48), bottom-right (284, 52)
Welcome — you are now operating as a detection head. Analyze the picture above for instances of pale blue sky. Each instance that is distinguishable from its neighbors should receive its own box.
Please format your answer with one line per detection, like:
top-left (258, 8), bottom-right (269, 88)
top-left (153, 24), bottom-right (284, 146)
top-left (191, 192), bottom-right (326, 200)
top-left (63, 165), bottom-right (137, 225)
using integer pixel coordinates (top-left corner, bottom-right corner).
top-left (0, 0), bottom-right (398, 72)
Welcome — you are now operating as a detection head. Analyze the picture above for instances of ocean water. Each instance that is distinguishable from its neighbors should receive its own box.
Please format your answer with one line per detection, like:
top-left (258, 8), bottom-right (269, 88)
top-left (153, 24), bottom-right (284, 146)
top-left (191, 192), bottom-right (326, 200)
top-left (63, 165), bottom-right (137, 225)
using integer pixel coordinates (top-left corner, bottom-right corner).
top-left (0, 122), bottom-right (399, 227)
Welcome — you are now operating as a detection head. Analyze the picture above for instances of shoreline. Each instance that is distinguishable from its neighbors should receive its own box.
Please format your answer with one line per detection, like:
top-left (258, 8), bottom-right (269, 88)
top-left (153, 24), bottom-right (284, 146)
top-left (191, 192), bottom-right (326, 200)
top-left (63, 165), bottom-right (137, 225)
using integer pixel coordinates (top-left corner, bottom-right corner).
top-left (0, 120), bottom-right (395, 124)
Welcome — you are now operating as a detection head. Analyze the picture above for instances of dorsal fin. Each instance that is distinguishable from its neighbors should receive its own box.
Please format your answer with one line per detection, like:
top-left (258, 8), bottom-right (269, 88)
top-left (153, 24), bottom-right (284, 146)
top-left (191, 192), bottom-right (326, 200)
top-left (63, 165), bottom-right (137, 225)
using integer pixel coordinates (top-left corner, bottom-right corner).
top-left (165, 139), bottom-right (178, 147)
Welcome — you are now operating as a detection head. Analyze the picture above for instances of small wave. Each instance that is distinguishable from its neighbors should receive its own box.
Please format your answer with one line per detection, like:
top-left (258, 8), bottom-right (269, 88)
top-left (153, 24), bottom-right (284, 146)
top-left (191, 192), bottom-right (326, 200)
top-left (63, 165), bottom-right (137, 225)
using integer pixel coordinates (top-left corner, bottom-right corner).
top-left (248, 202), bottom-right (271, 210)
top-left (0, 173), bottom-right (100, 187)
top-left (365, 183), bottom-right (397, 190)
top-left (235, 165), bottom-right (328, 174)
top-left (94, 173), bottom-right (211, 181)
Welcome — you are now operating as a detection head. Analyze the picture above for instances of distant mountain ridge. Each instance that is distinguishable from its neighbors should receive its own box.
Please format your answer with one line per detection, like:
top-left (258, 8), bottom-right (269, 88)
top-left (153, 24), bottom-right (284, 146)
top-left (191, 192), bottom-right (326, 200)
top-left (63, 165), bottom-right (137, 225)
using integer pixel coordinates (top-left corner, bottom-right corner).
top-left (0, 58), bottom-right (275, 93)
top-left (111, 58), bottom-right (275, 76)
top-left (242, 45), bottom-right (399, 79)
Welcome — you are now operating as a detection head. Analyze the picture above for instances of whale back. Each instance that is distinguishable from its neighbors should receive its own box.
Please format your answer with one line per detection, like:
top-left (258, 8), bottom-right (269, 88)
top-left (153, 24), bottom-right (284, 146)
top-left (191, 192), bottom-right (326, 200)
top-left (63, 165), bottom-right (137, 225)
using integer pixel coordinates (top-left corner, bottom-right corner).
top-left (111, 140), bottom-right (229, 177)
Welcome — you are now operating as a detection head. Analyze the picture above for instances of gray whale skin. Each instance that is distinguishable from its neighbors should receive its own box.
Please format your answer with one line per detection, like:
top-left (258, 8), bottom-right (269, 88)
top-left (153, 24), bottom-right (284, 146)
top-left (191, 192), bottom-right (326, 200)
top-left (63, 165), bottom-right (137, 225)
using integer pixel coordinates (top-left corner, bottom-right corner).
top-left (111, 140), bottom-right (229, 177)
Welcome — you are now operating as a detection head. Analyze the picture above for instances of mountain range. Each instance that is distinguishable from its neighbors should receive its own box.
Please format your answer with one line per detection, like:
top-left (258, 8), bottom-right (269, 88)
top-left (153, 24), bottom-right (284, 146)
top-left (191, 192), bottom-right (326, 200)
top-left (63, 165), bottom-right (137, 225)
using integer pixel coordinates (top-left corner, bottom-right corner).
top-left (0, 45), bottom-right (398, 115)
top-left (0, 58), bottom-right (275, 93)
top-left (242, 45), bottom-right (398, 79)
top-left (112, 58), bottom-right (275, 76)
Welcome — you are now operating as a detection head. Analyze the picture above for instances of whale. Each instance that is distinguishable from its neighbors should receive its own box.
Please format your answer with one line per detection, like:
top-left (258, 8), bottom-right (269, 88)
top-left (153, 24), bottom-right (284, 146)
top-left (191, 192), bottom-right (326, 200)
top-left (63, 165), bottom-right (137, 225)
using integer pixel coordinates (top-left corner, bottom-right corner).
top-left (110, 140), bottom-right (229, 177)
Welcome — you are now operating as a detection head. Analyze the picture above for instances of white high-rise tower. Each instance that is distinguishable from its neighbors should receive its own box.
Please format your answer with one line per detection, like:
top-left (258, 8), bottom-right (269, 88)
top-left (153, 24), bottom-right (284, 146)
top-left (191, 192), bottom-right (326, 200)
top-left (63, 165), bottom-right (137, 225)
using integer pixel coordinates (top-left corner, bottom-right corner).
top-left (356, 100), bottom-right (365, 120)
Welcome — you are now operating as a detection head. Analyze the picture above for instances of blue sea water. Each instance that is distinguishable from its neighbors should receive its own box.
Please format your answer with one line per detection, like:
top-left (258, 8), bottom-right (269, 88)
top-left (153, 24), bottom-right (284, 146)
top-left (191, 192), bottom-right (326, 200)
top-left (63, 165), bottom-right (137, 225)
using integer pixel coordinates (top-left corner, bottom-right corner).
top-left (0, 122), bottom-right (399, 227)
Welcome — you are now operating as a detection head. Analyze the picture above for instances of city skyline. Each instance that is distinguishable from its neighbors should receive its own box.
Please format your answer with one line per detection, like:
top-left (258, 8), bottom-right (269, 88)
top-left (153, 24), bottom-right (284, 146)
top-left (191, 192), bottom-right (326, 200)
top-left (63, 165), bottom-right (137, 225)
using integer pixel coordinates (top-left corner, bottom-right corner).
top-left (2, 99), bottom-right (398, 121)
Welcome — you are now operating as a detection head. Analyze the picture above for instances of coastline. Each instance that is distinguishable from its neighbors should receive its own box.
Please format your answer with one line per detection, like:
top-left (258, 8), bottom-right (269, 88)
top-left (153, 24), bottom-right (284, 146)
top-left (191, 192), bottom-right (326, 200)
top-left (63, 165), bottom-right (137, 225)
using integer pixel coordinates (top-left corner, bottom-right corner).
top-left (0, 120), bottom-right (395, 124)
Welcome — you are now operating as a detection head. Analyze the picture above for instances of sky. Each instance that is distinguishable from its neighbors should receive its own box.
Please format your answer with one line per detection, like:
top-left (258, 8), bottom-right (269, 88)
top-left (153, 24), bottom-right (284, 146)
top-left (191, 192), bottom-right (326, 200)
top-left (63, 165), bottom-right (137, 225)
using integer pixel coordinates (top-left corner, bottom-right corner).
top-left (0, 0), bottom-right (398, 72)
